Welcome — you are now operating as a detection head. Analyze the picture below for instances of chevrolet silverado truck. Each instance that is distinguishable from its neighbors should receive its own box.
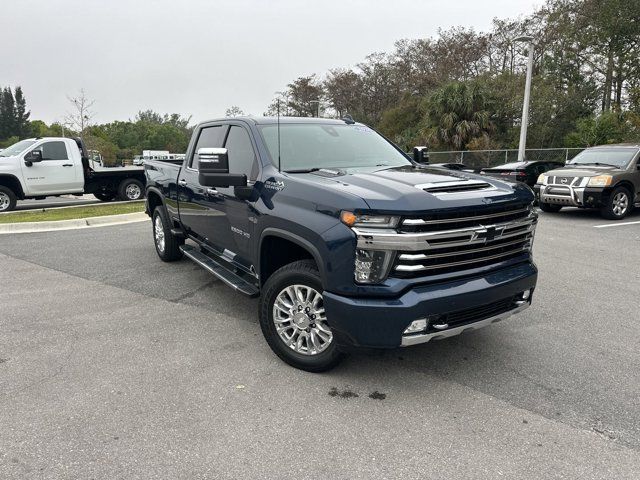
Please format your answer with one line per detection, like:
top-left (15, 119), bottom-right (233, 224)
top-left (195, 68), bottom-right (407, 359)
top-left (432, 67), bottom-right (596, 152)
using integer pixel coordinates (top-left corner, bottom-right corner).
top-left (144, 117), bottom-right (538, 372)
top-left (535, 144), bottom-right (640, 220)
top-left (0, 137), bottom-right (146, 212)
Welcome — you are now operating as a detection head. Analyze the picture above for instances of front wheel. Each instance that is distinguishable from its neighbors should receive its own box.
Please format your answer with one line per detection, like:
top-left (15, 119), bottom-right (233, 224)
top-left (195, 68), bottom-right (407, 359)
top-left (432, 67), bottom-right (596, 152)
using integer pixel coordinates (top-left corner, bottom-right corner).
top-left (118, 179), bottom-right (145, 201)
top-left (601, 186), bottom-right (632, 220)
top-left (0, 186), bottom-right (17, 212)
top-left (259, 260), bottom-right (344, 372)
top-left (539, 201), bottom-right (562, 213)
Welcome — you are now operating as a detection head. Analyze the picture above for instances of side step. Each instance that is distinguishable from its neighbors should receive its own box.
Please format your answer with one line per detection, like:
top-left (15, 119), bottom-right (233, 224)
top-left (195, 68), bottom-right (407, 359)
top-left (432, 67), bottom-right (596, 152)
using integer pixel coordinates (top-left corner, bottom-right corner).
top-left (180, 245), bottom-right (260, 297)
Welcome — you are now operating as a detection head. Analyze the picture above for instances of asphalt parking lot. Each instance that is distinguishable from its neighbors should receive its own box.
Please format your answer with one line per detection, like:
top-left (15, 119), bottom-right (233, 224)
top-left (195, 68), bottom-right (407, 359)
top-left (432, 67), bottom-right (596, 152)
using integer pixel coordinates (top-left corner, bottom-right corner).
top-left (1, 207), bottom-right (639, 479)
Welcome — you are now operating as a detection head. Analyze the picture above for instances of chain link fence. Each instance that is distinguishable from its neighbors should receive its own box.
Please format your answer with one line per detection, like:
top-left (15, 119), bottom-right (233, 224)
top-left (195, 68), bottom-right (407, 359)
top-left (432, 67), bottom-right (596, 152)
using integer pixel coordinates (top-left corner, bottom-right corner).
top-left (429, 148), bottom-right (584, 170)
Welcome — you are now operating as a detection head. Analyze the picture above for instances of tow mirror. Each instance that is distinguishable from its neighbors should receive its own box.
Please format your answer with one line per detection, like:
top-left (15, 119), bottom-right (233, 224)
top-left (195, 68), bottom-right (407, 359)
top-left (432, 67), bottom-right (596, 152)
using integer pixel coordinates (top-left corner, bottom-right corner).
top-left (197, 147), bottom-right (247, 187)
top-left (24, 149), bottom-right (43, 166)
top-left (413, 146), bottom-right (429, 164)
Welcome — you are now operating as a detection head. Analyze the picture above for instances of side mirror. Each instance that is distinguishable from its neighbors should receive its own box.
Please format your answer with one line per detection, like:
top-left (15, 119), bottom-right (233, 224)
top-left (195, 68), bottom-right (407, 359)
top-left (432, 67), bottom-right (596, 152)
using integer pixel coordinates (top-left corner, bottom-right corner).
top-left (413, 146), bottom-right (429, 164)
top-left (197, 147), bottom-right (247, 187)
top-left (24, 149), bottom-right (43, 166)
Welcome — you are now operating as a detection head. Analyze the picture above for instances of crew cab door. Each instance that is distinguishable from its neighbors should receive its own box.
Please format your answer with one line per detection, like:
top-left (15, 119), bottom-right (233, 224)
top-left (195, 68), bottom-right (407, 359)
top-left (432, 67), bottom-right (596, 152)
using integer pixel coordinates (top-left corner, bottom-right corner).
top-left (215, 124), bottom-right (260, 270)
top-left (178, 124), bottom-right (234, 247)
top-left (20, 140), bottom-right (83, 195)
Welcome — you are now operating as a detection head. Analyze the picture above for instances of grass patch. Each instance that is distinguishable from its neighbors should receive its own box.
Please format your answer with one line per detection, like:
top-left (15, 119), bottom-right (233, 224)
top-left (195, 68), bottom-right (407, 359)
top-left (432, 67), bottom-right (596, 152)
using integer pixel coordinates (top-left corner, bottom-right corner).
top-left (0, 201), bottom-right (145, 224)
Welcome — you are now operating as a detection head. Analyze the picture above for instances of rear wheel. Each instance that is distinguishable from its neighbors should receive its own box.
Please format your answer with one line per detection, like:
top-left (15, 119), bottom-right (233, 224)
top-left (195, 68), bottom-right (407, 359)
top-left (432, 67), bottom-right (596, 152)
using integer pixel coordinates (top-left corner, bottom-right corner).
top-left (118, 179), bottom-right (145, 201)
top-left (152, 206), bottom-right (183, 261)
top-left (0, 186), bottom-right (17, 212)
top-left (259, 260), bottom-right (344, 372)
top-left (601, 186), bottom-right (632, 220)
top-left (539, 201), bottom-right (562, 213)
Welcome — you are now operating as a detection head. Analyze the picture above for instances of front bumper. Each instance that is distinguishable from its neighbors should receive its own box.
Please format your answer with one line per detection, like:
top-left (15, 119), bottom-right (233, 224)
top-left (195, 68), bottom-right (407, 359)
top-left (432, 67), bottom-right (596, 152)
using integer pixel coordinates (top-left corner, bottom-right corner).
top-left (536, 182), bottom-right (607, 208)
top-left (323, 261), bottom-right (537, 349)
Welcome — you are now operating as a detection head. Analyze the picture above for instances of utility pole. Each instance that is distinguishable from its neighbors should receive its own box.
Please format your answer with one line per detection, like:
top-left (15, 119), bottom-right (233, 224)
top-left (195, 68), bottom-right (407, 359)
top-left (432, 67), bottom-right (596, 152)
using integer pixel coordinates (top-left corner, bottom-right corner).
top-left (514, 36), bottom-right (535, 162)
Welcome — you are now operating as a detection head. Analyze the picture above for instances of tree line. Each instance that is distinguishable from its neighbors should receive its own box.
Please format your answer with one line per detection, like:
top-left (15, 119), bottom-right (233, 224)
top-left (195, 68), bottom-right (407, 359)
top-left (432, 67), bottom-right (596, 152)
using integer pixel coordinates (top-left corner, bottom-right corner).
top-left (2, 0), bottom-right (638, 160)
top-left (265, 0), bottom-right (640, 151)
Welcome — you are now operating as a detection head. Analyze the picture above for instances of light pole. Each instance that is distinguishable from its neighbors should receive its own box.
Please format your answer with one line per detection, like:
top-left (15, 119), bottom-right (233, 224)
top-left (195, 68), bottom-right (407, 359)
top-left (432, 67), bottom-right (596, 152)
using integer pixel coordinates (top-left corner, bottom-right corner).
top-left (514, 35), bottom-right (534, 162)
top-left (309, 100), bottom-right (320, 118)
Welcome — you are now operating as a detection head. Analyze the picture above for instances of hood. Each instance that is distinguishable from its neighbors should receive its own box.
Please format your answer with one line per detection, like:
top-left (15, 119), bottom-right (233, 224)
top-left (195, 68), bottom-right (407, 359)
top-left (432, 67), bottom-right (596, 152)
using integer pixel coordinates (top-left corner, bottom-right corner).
top-left (295, 165), bottom-right (533, 213)
top-left (545, 165), bottom-right (622, 177)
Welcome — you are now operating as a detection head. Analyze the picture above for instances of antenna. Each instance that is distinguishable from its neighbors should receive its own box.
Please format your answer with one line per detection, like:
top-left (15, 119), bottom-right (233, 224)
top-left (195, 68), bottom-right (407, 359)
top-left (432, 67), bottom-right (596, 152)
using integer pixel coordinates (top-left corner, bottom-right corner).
top-left (277, 98), bottom-right (282, 172)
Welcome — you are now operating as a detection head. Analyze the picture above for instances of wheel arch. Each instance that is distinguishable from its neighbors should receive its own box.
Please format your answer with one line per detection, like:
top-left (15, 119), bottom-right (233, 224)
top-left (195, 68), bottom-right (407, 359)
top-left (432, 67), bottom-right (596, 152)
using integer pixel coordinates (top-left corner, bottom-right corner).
top-left (0, 174), bottom-right (25, 199)
top-left (259, 228), bottom-right (326, 287)
top-left (145, 187), bottom-right (165, 216)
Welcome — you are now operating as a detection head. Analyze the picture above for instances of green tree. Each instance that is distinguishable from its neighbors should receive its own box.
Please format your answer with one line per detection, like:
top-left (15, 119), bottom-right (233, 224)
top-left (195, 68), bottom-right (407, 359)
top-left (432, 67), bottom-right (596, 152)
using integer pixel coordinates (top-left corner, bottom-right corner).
top-left (14, 86), bottom-right (30, 138)
top-left (423, 81), bottom-right (494, 150)
top-left (0, 87), bottom-right (16, 139)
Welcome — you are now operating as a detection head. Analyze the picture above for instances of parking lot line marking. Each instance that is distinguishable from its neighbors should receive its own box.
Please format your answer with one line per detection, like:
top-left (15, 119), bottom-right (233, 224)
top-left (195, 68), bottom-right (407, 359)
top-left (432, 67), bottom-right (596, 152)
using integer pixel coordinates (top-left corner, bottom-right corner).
top-left (593, 220), bottom-right (640, 229)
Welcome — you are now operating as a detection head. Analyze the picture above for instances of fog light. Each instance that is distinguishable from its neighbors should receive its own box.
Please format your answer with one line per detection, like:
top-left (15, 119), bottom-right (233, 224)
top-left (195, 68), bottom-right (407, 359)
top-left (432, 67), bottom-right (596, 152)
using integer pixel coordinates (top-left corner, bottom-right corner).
top-left (403, 319), bottom-right (428, 335)
top-left (522, 289), bottom-right (531, 300)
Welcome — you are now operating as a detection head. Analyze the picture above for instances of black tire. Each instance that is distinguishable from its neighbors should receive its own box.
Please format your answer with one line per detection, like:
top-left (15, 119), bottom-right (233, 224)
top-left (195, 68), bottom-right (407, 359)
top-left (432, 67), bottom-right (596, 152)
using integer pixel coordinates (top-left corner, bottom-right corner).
top-left (152, 206), bottom-right (183, 262)
top-left (0, 186), bottom-right (17, 212)
top-left (259, 260), bottom-right (345, 372)
top-left (539, 201), bottom-right (562, 213)
top-left (601, 186), bottom-right (632, 220)
top-left (94, 192), bottom-right (117, 202)
top-left (118, 178), bottom-right (145, 201)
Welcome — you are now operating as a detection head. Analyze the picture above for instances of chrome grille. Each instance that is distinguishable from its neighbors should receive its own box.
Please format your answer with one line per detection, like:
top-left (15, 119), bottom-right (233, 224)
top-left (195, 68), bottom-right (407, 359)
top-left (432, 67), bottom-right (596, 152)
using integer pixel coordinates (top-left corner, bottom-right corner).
top-left (392, 205), bottom-right (536, 278)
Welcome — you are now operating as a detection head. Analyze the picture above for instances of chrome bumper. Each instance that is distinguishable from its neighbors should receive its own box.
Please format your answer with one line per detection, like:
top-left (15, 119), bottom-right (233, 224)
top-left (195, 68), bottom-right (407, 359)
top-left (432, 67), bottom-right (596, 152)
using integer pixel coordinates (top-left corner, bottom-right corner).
top-left (400, 302), bottom-right (530, 346)
top-left (538, 179), bottom-right (588, 207)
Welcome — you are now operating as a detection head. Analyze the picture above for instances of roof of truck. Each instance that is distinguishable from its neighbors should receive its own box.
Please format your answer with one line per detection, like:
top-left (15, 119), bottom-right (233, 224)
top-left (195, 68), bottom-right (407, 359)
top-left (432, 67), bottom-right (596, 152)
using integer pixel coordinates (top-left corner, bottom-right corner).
top-left (200, 116), bottom-right (360, 126)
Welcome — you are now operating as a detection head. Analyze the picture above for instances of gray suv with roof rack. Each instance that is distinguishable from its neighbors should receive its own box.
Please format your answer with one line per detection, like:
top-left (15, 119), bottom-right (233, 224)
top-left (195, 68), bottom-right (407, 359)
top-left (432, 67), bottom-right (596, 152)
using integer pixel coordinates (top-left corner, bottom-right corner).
top-left (534, 144), bottom-right (640, 220)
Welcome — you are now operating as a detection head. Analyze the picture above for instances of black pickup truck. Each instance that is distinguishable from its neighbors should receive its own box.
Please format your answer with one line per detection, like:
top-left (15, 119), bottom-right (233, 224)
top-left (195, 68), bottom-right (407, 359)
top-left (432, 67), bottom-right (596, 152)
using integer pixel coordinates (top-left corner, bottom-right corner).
top-left (144, 117), bottom-right (538, 372)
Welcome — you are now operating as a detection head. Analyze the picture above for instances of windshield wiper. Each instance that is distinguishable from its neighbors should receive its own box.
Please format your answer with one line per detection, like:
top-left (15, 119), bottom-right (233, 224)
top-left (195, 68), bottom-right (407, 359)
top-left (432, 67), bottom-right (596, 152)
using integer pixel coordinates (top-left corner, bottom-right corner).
top-left (283, 168), bottom-right (322, 173)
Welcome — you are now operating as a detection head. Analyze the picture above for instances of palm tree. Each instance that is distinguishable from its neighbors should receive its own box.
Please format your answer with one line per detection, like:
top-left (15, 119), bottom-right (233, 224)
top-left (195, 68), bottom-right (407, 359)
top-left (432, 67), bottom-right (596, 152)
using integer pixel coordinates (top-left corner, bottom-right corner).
top-left (423, 81), bottom-right (493, 150)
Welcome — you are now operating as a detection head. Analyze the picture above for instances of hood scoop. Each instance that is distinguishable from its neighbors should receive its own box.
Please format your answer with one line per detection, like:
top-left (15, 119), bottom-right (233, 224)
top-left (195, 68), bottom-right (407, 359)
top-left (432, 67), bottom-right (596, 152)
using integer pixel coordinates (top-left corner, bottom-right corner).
top-left (311, 168), bottom-right (347, 178)
top-left (418, 180), bottom-right (493, 194)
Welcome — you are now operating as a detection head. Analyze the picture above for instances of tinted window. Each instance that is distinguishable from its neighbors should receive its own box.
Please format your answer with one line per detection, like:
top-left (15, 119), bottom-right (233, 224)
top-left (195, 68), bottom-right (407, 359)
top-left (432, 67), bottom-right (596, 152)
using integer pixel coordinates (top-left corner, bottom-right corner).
top-left (258, 124), bottom-right (410, 171)
top-left (225, 126), bottom-right (258, 181)
top-left (34, 141), bottom-right (68, 160)
top-left (191, 125), bottom-right (227, 169)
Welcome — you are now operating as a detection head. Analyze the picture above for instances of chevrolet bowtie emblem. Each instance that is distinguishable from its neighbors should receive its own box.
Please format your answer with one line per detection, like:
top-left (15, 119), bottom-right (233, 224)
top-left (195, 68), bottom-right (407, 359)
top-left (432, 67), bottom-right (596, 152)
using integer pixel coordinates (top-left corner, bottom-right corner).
top-left (474, 225), bottom-right (506, 242)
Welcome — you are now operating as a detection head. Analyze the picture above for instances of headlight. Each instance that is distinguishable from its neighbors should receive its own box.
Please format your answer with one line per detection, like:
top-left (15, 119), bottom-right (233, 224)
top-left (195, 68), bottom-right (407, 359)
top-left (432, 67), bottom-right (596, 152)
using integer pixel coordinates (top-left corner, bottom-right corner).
top-left (536, 174), bottom-right (547, 185)
top-left (340, 211), bottom-right (400, 228)
top-left (587, 175), bottom-right (613, 187)
top-left (354, 249), bottom-right (395, 284)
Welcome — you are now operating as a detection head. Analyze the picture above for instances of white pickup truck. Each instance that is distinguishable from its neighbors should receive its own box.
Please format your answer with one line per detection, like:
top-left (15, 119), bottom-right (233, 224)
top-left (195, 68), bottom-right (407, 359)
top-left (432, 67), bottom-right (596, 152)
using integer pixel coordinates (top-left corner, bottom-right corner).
top-left (0, 137), bottom-right (146, 212)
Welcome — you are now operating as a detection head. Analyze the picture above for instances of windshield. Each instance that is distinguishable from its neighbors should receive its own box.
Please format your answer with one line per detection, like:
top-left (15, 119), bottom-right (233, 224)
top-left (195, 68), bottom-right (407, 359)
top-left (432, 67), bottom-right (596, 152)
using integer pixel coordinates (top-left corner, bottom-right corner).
top-left (0, 139), bottom-right (37, 157)
top-left (258, 123), bottom-right (411, 171)
top-left (568, 148), bottom-right (638, 168)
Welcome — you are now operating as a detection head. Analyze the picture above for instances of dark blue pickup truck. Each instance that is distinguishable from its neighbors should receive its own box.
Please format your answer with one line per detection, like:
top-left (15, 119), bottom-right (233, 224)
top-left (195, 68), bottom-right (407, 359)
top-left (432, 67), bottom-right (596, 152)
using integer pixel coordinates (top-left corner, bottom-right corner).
top-left (144, 116), bottom-right (538, 371)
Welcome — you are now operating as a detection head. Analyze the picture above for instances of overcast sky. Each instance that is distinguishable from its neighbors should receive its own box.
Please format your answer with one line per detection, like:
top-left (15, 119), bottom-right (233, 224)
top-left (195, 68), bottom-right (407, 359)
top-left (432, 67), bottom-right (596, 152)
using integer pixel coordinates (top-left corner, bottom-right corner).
top-left (2, 0), bottom-right (540, 125)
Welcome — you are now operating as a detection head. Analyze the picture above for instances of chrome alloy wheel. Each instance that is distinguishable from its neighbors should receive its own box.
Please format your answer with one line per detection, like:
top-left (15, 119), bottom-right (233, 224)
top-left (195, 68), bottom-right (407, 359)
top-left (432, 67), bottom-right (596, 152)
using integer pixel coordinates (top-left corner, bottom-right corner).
top-left (273, 285), bottom-right (332, 355)
top-left (126, 183), bottom-right (142, 200)
top-left (612, 192), bottom-right (629, 217)
top-left (154, 215), bottom-right (165, 253)
top-left (0, 192), bottom-right (10, 211)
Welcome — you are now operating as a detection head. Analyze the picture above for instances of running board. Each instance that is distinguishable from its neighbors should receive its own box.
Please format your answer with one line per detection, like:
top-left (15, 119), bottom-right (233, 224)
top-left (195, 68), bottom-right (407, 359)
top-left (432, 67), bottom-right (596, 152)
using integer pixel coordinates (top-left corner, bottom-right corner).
top-left (180, 245), bottom-right (260, 297)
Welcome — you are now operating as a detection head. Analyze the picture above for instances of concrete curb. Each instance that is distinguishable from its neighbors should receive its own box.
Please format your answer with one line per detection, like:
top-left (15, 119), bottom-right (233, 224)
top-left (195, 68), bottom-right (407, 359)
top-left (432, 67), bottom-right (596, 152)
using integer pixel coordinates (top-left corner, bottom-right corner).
top-left (0, 212), bottom-right (149, 235)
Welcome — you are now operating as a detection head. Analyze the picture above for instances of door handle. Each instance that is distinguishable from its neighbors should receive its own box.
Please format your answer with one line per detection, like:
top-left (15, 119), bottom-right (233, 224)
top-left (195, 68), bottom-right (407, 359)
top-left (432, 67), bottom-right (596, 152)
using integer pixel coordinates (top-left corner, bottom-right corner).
top-left (206, 188), bottom-right (218, 196)
top-left (178, 179), bottom-right (187, 186)
top-left (62, 164), bottom-right (73, 167)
